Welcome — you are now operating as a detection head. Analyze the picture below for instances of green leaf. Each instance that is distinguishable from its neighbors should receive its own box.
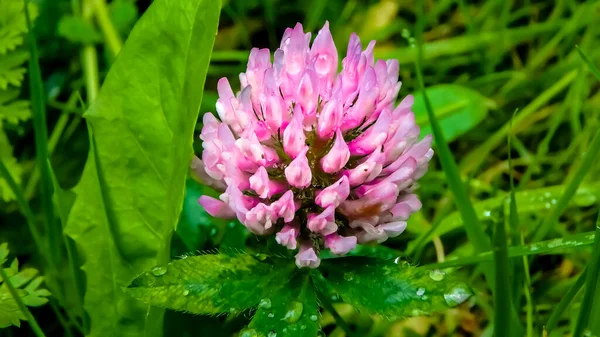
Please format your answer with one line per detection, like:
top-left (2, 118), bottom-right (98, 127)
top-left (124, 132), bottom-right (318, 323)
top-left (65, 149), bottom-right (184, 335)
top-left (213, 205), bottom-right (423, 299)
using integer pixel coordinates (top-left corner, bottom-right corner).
top-left (0, 89), bottom-right (30, 124)
top-left (126, 253), bottom-right (295, 314)
top-left (0, 243), bottom-right (50, 328)
top-left (0, 50), bottom-right (28, 90)
top-left (0, 0), bottom-right (37, 54)
top-left (247, 269), bottom-right (320, 337)
top-left (412, 84), bottom-right (493, 142)
top-left (62, 0), bottom-right (221, 336)
top-left (109, 0), bottom-right (139, 37)
top-left (320, 257), bottom-right (473, 318)
top-left (176, 178), bottom-right (227, 251)
top-left (57, 15), bottom-right (103, 44)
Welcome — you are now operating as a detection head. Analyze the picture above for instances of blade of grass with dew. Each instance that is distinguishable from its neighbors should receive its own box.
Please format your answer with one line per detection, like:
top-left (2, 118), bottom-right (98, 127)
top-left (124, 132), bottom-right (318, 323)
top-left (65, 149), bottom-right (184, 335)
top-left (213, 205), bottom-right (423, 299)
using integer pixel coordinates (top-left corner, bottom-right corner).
top-left (414, 1), bottom-right (492, 261)
top-left (460, 69), bottom-right (577, 175)
top-left (572, 213), bottom-right (600, 337)
top-left (25, 2), bottom-right (59, 267)
top-left (520, 233), bottom-right (534, 337)
top-left (531, 52), bottom-right (600, 242)
top-left (416, 1), bottom-right (523, 333)
top-left (493, 215), bottom-right (512, 337)
top-left (508, 109), bottom-right (525, 309)
top-left (423, 231), bottom-right (596, 270)
top-left (545, 269), bottom-right (587, 333)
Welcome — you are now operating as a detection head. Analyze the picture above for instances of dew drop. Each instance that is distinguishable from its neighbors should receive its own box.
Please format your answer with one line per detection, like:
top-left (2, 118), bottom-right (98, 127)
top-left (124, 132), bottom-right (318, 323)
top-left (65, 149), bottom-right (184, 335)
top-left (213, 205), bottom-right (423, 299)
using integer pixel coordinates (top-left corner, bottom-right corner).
top-left (180, 254), bottom-right (188, 260)
top-left (331, 294), bottom-right (339, 301)
top-left (429, 269), bottom-right (445, 281)
top-left (310, 314), bottom-right (318, 322)
top-left (444, 283), bottom-right (472, 307)
top-left (182, 289), bottom-right (190, 296)
top-left (210, 228), bottom-right (218, 236)
top-left (151, 266), bottom-right (167, 277)
top-left (267, 331), bottom-right (277, 337)
top-left (300, 325), bottom-right (306, 330)
top-left (343, 272), bottom-right (354, 281)
top-left (416, 287), bottom-right (425, 296)
top-left (259, 298), bottom-right (272, 309)
top-left (268, 313), bottom-right (275, 318)
top-left (282, 301), bottom-right (303, 323)
top-left (393, 256), bottom-right (401, 264)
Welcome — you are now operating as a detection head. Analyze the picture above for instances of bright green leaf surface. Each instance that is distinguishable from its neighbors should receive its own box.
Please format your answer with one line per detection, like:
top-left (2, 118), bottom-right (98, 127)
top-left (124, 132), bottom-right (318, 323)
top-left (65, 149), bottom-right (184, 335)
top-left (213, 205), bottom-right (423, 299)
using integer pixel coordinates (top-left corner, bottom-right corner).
top-left (412, 84), bottom-right (493, 142)
top-left (63, 0), bottom-right (220, 336)
top-left (248, 269), bottom-right (320, 337)
top-left (126, 253), bottom-right (295, 314)
top-left (321, 257), bottom-right (473, 319)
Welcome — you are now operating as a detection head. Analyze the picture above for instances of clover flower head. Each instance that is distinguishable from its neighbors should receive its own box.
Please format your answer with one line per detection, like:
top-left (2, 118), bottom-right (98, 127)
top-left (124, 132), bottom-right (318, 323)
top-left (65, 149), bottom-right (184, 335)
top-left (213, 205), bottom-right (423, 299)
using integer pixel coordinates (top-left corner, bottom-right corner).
top-left (196, 22), bottom-right (433, 268)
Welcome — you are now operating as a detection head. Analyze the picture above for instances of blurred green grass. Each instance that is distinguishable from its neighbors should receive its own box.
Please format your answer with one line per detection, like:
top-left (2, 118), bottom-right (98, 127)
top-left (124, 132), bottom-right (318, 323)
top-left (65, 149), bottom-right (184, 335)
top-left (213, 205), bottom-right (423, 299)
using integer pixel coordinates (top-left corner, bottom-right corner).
top-left (1, 0), bottom-right (600, 336)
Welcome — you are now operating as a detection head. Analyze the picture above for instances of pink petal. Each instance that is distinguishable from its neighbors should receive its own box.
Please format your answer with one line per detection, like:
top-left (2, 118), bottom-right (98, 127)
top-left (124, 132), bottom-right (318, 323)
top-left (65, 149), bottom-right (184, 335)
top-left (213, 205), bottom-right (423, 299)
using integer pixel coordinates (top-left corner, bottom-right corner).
top-left (284, 148), bottom-right (312, 188)
top-left (295, 244), bottom-right (321, 268)
top-left (198, 195), bottom-right (235, 219)
top-left (325, 234), bottom-right (357, 255)
top-left (276, 223), bottom-right (299, 249)
top-left (320, 129), bottom-right (350, 174)
top-left (315, 176), bottom-right (350, 208)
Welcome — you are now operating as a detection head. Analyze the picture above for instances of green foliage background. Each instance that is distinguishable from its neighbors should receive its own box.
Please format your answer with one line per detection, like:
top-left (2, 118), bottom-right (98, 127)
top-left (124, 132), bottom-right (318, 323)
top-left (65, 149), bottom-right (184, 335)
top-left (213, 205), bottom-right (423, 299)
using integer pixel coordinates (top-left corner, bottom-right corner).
top-left (0, 0), bottom-right (600, 336)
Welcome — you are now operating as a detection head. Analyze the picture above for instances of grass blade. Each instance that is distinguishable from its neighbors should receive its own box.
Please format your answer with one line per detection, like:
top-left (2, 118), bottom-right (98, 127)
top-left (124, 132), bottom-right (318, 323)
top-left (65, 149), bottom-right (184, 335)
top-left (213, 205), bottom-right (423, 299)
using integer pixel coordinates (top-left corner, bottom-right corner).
top-left (545, 269), bottom-right (587, 333)
top-left (25, 1), bottom-right (59, 266)
top-left (0, 160), bottom-right (45, 255)
top-left (532, 108), bottom-right (600, 242)
top-left (576, 45), bottom-right (600, 80)
top-left (414, 1), bottom-right (491, 258)
top-left (573, 214), bottom-right (600, 337)
top-left (493, 216), bottom-right (511, 337)
top-left (424, 231), bottom-right (596, 269)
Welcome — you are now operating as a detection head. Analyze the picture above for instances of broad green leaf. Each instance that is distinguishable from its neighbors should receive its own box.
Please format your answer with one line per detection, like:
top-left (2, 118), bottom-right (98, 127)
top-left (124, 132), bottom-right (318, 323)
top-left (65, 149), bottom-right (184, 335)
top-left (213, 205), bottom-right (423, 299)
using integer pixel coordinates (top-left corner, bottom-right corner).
top-left (63, 0), bottom-right (221, 336)
top-left (412, 84), bottom-right (493, 142)
top-left (320, 257), bottom-right (473, 318)
top-left (126, 253), bottom-right (295, 314)
top-left (0, 243), bottom-right (50, 328)
top-left (57, 15), bottom-right (103, 44)
top-left (247, 269), bottom-right (320, 337)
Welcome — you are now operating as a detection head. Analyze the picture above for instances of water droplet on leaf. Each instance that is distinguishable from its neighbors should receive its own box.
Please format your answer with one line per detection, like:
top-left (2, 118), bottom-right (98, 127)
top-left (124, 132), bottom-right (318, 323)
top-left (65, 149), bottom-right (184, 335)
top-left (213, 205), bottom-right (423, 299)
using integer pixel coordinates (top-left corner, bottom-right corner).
top-left (151, 266), bottom-right (167, 276)
top-left (343, 272), bottom-right (354, 281)
top-left (268, 313), bottom-right (275, 318)
top-left (267, 331), bottom-right (277, 337)
top-left (416, 288), bottom-right (425, 296)
top-left (310, 315), bottom-right (318, 322)
top-left (444, 283), bottom-right (472, 307)
top-left (300, 325), bottom-right (306, 330)
top-left (282, 301), bottom-right (303, 323)
top-left (429, 269), bottom-right (445, 281)
top-left (182, 289), bottom-right (190, 296)
top-left (259, 298), bottom-right (272, 309)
